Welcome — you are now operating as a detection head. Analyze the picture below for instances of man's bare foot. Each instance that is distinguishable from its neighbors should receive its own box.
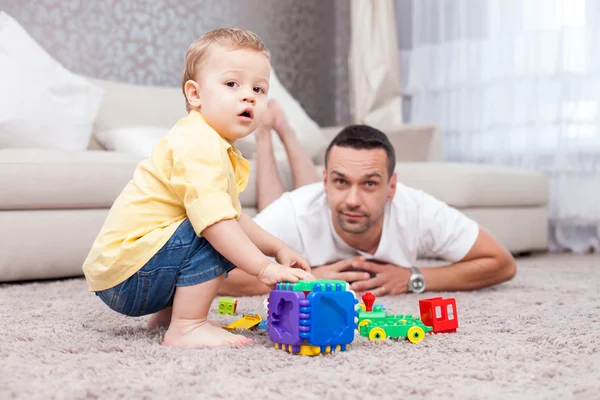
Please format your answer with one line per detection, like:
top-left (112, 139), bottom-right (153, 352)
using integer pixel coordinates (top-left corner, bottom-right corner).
top-left (163, 319), bottom-right (252, 348)
top-left (266, 100), bottom-right (289, 134)
top-left (254, 100), bottom-right (277, 140)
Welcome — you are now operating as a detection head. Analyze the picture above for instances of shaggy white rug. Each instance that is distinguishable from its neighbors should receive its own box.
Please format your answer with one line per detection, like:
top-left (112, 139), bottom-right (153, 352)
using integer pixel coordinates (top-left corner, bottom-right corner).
top-left (1, 254), bottom-right (599, 399)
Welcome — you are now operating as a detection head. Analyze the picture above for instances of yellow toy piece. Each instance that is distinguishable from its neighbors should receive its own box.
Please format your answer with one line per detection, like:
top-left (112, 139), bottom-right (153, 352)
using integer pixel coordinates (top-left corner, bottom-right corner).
top-left (368, 327), bottom-right (387, 341)
top-left (358, 319), bottom-right (371, 328)
top-left (407, 326), bottom-right (425, 343)
top-left (223, 313), bottom-right (262, 331)
top-left (274, 343), bottom-right (344, 357)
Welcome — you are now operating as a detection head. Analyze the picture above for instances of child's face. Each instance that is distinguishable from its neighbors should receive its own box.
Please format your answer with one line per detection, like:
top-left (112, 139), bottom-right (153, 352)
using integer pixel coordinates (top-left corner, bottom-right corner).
top-left (191, 45), bottom-right (270, 142)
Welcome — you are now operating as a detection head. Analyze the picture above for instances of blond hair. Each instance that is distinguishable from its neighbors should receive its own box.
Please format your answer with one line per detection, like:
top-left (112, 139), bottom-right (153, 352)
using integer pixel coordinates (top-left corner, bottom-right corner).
top-left (181, 28), bottom-right (270, 112)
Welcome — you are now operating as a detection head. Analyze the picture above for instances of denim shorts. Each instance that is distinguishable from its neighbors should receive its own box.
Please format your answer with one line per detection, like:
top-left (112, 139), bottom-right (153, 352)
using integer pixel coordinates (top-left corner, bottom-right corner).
top-left (95, 219), bottom-right (236, 317)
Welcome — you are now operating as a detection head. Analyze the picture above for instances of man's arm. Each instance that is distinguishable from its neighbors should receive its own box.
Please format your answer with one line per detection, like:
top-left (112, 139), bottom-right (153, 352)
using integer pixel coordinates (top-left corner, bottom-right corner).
top-left (350, 227), bottom-right (516, 295)
top-left (421, 226), bottom-right (516, 291)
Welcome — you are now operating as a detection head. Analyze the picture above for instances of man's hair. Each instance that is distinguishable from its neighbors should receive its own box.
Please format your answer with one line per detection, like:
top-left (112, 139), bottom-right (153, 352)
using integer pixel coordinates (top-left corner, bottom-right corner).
top-left (324, 125), bottom-right (396, 177)
top-left (181, 28), bottom-right (270, 112)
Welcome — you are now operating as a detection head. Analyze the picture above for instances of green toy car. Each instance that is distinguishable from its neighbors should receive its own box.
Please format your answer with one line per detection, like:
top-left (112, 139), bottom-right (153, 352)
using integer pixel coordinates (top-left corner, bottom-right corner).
top-left (357, 303), bottom-right (433, 343)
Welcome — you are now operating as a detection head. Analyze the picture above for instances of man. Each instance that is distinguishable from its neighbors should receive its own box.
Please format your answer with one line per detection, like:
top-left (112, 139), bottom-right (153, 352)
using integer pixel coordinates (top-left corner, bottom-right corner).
top-left (219, 107), bottom-right (516, 297)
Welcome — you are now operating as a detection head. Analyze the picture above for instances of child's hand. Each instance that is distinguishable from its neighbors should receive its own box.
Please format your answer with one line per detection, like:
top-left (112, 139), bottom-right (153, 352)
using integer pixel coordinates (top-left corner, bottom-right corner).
top-left (257, 262), bottom-right (315, 288)
top-left (275, 246), bottom-right (312, 273)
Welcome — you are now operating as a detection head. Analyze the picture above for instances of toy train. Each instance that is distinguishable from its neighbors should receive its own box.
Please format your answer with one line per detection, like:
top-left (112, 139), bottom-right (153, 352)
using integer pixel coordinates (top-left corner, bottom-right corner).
top-left (357, 292), bottom-right (458, 343)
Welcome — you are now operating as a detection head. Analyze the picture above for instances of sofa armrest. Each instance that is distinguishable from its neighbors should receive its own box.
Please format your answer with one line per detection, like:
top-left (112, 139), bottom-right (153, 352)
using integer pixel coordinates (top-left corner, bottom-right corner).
top-left (317, 124), bottom-right (444, 163)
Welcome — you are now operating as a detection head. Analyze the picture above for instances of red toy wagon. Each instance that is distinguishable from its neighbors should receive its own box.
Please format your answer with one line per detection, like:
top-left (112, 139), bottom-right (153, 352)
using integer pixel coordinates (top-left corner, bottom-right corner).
top-left (418, 297), bottom-right (458, 333)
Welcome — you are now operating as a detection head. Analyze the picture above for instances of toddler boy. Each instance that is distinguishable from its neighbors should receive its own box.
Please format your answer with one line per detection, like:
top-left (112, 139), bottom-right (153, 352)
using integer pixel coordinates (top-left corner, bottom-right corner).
top-left (82, 28), bottom-right (314, 348)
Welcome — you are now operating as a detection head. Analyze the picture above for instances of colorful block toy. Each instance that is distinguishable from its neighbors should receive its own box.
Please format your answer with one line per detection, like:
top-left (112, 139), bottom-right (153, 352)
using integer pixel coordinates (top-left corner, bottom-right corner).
top-left (267, 280), bottom-right (358, 356)
top-left (218, 297), bottom-right (238, 316)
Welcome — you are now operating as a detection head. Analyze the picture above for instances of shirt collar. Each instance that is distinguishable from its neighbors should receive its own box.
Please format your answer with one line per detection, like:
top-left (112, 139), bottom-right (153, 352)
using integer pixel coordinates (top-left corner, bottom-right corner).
top-left (189, 110), bottom-right (234, 149)
top-left (189, 111), bottom-right (250, 192)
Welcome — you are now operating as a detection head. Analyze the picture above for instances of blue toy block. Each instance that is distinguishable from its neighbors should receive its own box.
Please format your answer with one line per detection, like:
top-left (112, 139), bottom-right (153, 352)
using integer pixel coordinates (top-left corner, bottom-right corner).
top-left (306, 289), bottom-right (357, 346)
top-left (258, 320), bottom-right (268, 331)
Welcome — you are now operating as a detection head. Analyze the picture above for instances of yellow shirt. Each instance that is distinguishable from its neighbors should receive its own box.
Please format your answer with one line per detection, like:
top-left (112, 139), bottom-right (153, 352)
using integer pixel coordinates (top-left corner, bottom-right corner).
top-left (82, 111), bottom-right (250, 291)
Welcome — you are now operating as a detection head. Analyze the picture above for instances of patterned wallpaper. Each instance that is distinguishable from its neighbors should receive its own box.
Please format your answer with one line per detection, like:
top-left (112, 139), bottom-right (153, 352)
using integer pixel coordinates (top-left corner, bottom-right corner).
top-left (0, 0), bottom-right (350, 126)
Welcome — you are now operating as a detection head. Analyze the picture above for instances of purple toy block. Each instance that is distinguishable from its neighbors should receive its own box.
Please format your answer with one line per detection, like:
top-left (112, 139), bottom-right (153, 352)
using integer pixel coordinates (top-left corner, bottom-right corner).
top-left (268, 290), bottom-right (306, 345)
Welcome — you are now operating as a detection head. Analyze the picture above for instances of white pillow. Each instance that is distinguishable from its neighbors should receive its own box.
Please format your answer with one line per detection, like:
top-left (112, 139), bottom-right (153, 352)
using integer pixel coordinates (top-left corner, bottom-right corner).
top-left (234, 69), bottom-right (329, 160)
top-left (0, 12), bottom-right (104, 151)
top-left (95, 126), bottom-right (168, 157)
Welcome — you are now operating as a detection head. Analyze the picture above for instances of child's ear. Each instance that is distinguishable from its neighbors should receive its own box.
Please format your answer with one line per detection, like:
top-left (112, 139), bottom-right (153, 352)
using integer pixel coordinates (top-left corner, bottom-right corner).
top-left (184, 80), bottom-right (202, 110)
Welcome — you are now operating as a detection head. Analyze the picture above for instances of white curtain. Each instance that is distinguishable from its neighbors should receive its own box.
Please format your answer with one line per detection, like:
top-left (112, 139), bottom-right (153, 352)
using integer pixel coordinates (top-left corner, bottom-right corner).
top-left (349, 0), bottom-right (403, 128)
top-left (397, 0), bottom-right (600, 253)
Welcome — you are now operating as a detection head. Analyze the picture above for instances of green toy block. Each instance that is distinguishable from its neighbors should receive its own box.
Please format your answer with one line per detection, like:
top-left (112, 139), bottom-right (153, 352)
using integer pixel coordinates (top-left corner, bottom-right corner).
top-left (218, 297), bottom-right (238, 316)
top-left (357, 305), bottom-right (387, 320)
top-left (286, 280), bottom-right (347, 292)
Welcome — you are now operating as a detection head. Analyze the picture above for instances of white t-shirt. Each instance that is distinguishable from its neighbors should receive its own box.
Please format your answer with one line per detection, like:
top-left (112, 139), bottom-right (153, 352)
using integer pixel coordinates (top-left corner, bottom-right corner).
top-left (253, 182), bottom-right (479, 267)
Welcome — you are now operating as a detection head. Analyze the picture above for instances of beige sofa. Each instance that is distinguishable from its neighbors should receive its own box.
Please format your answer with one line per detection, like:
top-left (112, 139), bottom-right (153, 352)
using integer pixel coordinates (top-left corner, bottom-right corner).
top-left (0, 78), bottom-right (549, 283)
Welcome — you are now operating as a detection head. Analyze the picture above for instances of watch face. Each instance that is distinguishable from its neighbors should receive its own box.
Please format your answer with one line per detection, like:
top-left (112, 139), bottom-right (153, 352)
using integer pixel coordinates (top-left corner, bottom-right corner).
top-left (410, 276), bottom-right (426, 293)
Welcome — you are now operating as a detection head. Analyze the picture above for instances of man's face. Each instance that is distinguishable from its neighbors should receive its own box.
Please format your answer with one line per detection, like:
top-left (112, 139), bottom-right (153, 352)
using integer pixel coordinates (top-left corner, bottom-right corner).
top-left (324, 146), bottom-right (397, 235)
top-left (194, 45), bottom-right (271, 142)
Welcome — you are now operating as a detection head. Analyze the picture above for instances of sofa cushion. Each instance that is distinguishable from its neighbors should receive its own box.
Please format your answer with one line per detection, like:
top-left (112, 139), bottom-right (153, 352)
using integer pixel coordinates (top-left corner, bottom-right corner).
top-left (0, 12), bottom-right (104, 152)
top-left (0, 149), bottom-right (142, 210)
top-left (393, 162), bottom-right (548, 207)
top-left (0, 148), bottom-right (282, 210)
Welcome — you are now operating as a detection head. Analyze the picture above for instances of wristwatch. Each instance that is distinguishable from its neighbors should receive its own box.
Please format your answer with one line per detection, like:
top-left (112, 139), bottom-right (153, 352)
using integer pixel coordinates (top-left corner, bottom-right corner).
top-left (408, 266), bottom-right (426, 293)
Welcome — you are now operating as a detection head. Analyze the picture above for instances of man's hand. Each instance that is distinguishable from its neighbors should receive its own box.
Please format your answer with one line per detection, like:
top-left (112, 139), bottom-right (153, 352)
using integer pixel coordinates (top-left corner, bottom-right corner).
top-left (349, 260), bottom-right (411, 297)
top-left (312, 256), bottom-right (372, 282)
top-left (275, 246), bottom-right (311, 273)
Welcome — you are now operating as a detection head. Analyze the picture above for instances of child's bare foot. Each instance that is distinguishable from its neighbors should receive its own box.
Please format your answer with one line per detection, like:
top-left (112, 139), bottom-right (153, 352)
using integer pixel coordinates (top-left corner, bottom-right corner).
top-left (163, 319), bottom-right (252, 348)
top-left (148, 308), bottom-right (222, 329)
top-left (148, 307), bottom-right (173, 328)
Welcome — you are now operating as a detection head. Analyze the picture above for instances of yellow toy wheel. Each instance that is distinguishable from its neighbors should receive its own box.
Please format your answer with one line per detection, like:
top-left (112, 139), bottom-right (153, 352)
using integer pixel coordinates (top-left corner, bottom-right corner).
top-left (357, 304), bottom-right (366, 311)
top-left (358, 319), bottom-right (371, 328)
top-left (368, 327), bottom-right (387, 341)
top-left (407, 326), bottom-right (425, 344)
